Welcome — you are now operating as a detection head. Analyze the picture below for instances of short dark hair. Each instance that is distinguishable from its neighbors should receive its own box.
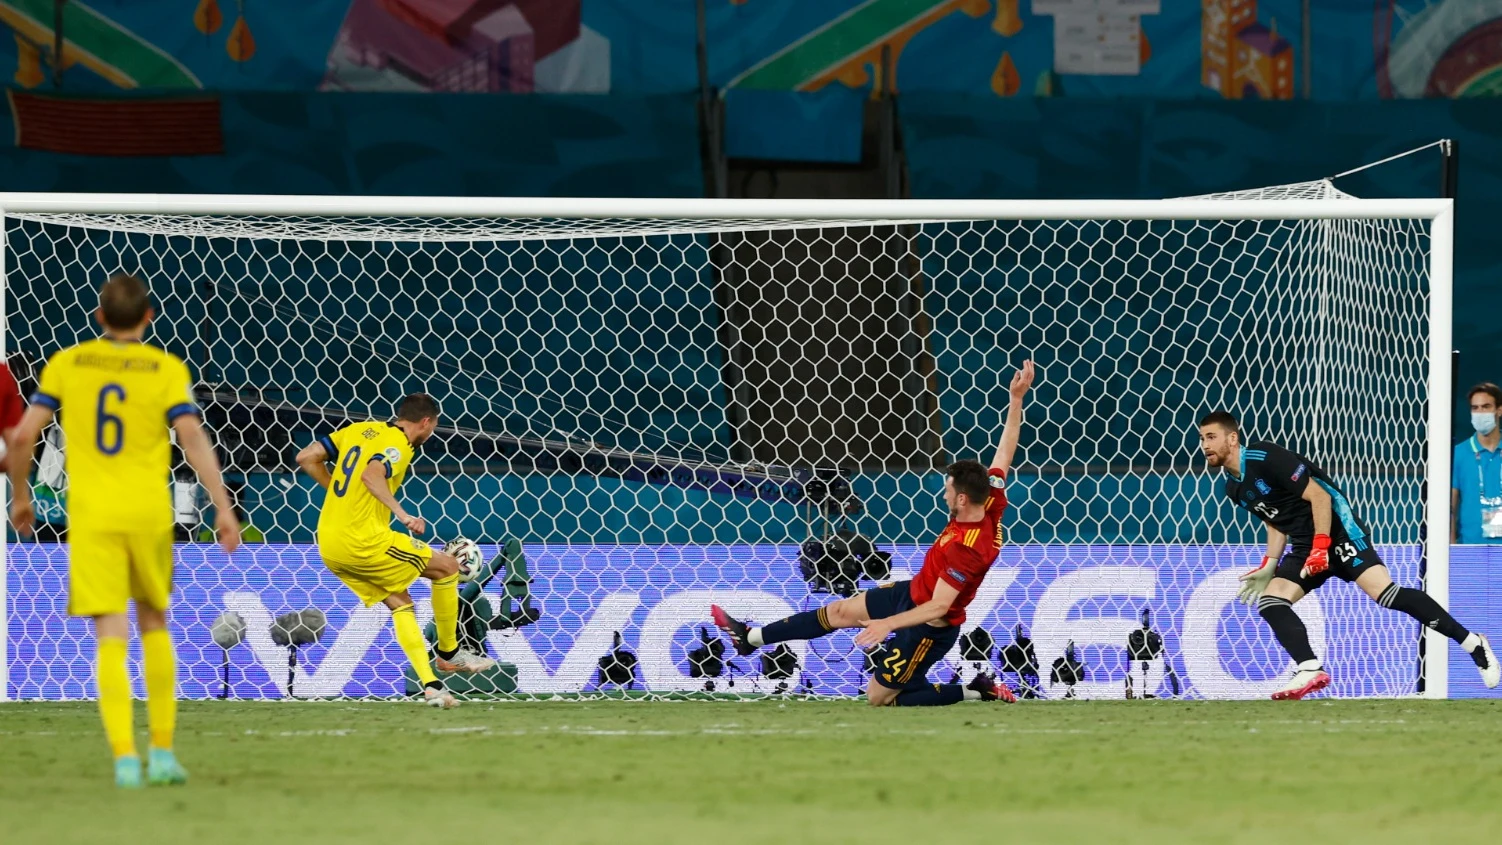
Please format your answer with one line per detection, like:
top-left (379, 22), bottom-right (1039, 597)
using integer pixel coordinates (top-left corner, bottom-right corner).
top-left (1468, 383), bottom-right (1502, 408)
top-left (99, 273), bottom-right (151, 329)
top-left (946, 459), bottom-right (990, 506)
top-left (396, 392), bottom-right (440, 422)
top-left (1198, 410), bottom-right (1239, 433)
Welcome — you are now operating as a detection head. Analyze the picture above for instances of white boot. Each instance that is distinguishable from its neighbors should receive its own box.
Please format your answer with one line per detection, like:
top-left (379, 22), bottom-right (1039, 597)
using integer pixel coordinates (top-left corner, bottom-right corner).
top-left (424, 685), bottom-right (459, 709)
top-left (436, 648), bottom-right (497, 674)
top-left (1272, 660), bottom-right (1330, 701)
top-left (1464, 634), bottom-right (1500, 689)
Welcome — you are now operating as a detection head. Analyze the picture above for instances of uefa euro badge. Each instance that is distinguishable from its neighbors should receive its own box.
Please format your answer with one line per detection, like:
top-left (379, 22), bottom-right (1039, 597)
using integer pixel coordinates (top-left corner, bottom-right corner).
top-left (1482, 497), bottom-right (1502, 539)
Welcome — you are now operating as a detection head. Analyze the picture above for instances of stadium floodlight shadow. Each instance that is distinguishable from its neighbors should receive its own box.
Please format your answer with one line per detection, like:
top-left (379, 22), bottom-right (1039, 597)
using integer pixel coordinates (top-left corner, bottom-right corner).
top-left (269, 609), bottom-right (327, 698)
top-left (210, 611), bottom-right (247, 700)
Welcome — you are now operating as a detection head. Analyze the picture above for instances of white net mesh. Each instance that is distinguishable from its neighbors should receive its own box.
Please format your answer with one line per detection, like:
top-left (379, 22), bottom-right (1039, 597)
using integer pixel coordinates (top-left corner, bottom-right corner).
top-left (1179, 178), bottom-right (1358, 202)
top-left (2, 190), bottom-right (1434, 701)
top-left (3, 212), bottom-right (949, 244)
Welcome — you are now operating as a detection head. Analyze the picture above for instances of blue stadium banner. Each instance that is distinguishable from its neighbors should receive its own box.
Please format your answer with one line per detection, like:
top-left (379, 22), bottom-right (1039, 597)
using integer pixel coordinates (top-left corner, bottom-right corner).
top-left (10, 542), bottom-right (1493, 701)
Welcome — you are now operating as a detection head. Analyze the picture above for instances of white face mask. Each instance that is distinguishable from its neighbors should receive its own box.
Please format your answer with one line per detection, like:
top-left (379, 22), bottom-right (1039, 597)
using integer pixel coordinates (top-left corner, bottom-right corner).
top-left (1474, 412), bottom-right (1498, 436)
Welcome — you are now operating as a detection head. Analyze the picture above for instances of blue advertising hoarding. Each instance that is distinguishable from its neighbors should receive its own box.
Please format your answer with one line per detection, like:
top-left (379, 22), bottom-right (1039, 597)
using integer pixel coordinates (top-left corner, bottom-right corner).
top-left (11, 541), bottom-right (1494, 701)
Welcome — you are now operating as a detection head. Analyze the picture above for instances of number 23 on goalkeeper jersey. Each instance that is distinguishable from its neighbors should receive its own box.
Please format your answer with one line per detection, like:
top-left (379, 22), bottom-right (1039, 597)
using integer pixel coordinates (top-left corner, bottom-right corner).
top-left (316, 421), bottom-right (415, 558)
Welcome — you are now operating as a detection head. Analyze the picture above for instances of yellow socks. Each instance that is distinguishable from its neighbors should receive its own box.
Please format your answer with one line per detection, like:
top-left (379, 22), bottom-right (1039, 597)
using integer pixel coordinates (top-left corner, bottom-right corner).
top-left (391, 604), bottom-right (438, 686)
top-left (96, 636), bottom-right (135, 758)
top-left (432, 574), bottom-right (460, 654)
top-left (141, 629), bottom-right (177, 751)
top-left (96, 627), bottom-right (177, 760)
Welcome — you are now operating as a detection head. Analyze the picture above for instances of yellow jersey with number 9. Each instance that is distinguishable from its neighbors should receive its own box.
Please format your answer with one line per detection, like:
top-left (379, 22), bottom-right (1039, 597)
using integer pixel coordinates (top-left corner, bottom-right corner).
top-left (316, 421), bottom-right (415, 556)
top-left (32, 338), bottom-right (197, 532)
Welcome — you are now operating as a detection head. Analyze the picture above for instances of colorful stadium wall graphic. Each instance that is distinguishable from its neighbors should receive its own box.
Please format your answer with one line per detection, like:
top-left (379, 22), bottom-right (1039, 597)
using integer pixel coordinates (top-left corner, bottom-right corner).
top-left (1377, 0), bottom-right (1502, 98)
top-left (0, 1), bottom-right (1495, 99)
top-left (1201, 0), bottom-right (1293, 100)
top-left (321, 0), bottom-right (607, 93)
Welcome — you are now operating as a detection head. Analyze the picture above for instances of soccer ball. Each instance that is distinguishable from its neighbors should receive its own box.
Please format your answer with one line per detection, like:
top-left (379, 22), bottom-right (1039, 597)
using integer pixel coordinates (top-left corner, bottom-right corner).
top-left (443, 537), bottom-right (484, 583)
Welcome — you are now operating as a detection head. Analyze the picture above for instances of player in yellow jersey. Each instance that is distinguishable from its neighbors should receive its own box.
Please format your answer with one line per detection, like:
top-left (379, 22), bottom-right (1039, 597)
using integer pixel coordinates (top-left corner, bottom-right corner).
top-left (295, 393), bottom-right (495, 709)
top-left (7, 273), bottom-right (240, 789)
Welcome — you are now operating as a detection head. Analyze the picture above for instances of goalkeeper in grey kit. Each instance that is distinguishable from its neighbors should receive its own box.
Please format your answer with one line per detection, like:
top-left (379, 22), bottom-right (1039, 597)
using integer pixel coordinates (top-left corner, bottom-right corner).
top-left (1198, 411), bottom-right (1499, 699)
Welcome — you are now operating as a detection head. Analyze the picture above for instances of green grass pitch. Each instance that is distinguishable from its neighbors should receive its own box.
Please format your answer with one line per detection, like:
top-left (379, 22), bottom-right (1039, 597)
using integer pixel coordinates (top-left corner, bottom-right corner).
top-left (4, 698), bottom-right (1501, 843)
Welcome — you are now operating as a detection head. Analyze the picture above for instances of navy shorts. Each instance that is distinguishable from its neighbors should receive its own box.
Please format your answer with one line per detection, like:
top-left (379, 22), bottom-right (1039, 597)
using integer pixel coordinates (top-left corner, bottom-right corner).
top-left (864, 581), bottom-right (959, 690)
top-left (1277, 539), bottom-right (1385, 593)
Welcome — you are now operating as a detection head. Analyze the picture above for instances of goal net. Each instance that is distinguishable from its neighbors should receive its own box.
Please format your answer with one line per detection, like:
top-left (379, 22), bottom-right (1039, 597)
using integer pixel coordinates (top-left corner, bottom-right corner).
top-left (0, 187), bottom-right (1451, 701)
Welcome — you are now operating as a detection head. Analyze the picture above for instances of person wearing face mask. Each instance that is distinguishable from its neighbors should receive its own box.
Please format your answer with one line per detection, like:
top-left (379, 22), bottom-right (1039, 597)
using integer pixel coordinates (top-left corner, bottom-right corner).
top-left (1452, 383), bottom-right (1502, 544)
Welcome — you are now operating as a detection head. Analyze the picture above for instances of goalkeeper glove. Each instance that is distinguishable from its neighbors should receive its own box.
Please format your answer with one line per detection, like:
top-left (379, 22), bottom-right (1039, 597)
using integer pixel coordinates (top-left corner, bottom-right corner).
top-left (1300, 534), bottom-right (1332, 579)
top-left (1237, 555), bottom-right (1276, 606)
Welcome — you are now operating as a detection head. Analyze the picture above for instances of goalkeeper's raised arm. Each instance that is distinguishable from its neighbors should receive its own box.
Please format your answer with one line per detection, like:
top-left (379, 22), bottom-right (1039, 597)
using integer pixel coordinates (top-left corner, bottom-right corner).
top-left (990, 359), bottom-right (1035, 475)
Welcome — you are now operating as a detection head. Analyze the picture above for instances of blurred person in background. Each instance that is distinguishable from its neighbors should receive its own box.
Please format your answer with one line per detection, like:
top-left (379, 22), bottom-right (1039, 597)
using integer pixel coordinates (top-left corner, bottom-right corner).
top-left (1453, 383), bottom-right (1502, 545)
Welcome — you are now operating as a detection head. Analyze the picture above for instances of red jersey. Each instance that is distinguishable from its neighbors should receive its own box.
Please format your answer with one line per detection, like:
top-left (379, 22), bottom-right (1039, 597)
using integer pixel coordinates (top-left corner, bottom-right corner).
top-left (909, 467), bottom-right (1007, 626)
top-left (0, 362), bottom-right (23, 471)
top-left (0, 362), bottom-right (22, 432)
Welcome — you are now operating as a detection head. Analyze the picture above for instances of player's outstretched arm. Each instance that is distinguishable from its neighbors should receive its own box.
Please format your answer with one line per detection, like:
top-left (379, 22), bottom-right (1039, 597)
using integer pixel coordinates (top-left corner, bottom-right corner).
top-left (853, 580), bottom-right (960, 648)
top-left (989, 359), bottom-right (1035, 474)
top-left (174, 415), bottom-right (241, 554)
top-left (294, 440), bottom-right (334, 490)
top-left (6, 405), bottom-right (54, 536)
top-left (360, 458), bottom-right (425, 535)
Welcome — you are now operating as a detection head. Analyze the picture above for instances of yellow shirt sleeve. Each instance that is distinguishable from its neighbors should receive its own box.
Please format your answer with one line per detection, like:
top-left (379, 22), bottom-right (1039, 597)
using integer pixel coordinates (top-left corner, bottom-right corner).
top-left (318, 425), bottom-right (346, 464)
top-left (32, 350), bottom-right (67, 410)
top-left (370, 427), bottom-right (411, 480)
top-left (164, 356), bottom-right (198, 423)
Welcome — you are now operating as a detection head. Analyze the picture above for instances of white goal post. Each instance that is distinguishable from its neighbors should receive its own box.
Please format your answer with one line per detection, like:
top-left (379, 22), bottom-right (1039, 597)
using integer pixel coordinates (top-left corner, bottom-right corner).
top-left (0, 190), bottom-right (1454, 701)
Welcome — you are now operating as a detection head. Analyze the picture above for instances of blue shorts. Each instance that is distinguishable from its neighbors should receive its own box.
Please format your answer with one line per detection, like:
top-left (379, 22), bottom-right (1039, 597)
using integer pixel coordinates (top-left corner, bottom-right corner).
top-left (865, 581), bottom-right (959, 690)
